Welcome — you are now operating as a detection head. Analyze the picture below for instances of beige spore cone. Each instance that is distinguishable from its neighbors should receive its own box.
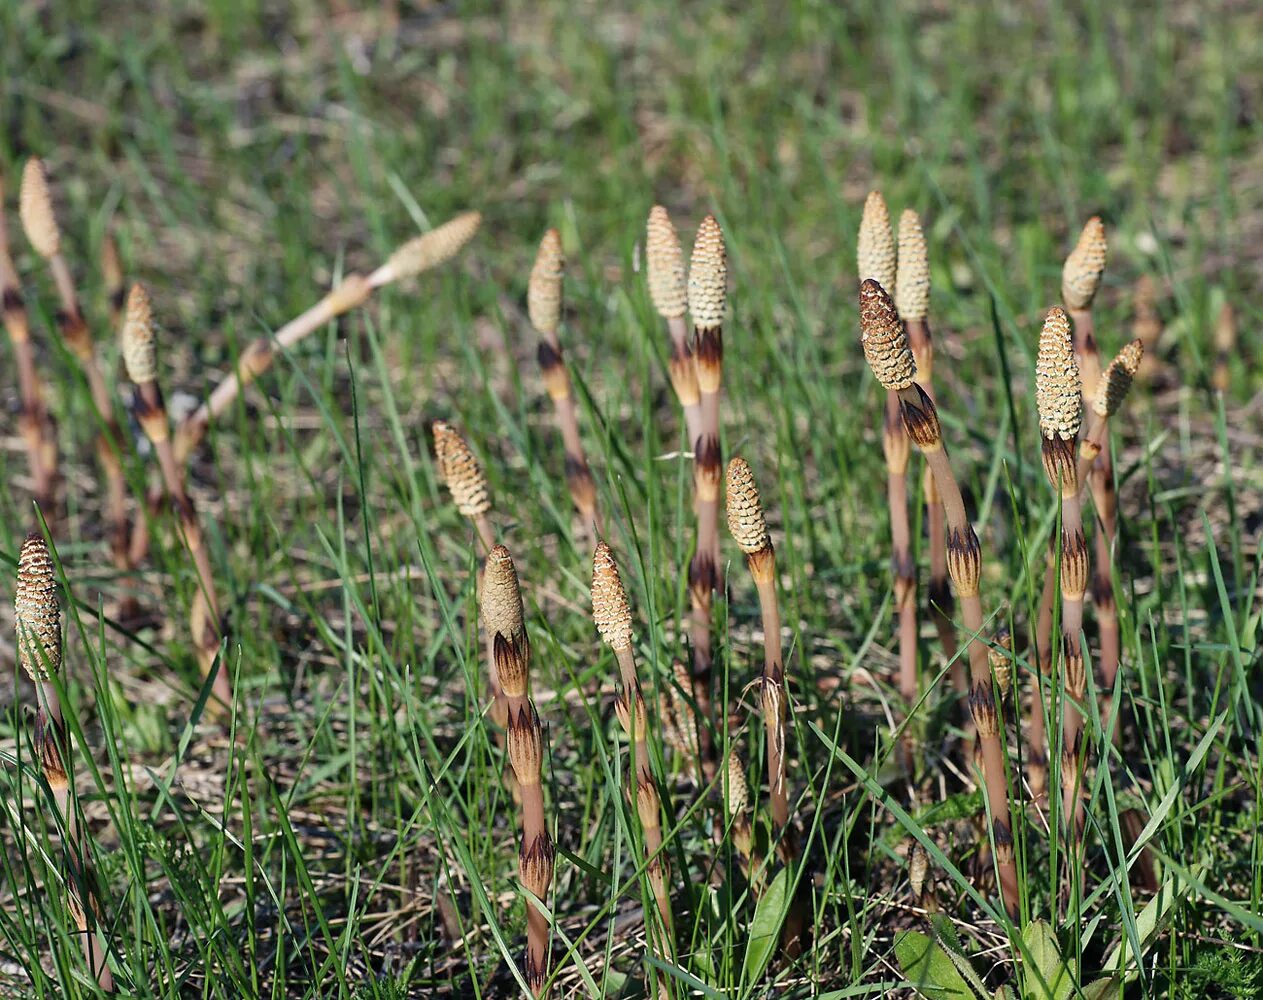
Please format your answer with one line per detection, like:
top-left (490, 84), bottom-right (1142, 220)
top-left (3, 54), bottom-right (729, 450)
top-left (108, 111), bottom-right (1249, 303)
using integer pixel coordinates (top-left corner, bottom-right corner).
top-left (591, 541), bottom-right (633, 652)
top-left (859, 279), bottom-right (916, 391)
top-left (857, 191), bottom-right (896, 292)
top-left (1035, 307), bottom-right (1082, 441)
top-left (895, 208), bottom-right (930, 321)
top-left (528, 228), bottom-right (564, 337)
top-left (1093, 339), bottom-right (1144, 418)
top-left (1062, 216), bottom-right (1107, 311)
top-left (646, 206), bottom-right (687, 319)
top-left (122, 283), bottom-right (158, 385)
top-left (386, 210), bottom-right (482, 281)
top-left (19, 159), bottom-right (60, 260)
top-left (725, 457), bottom-right (770, 555)
top-left (432, 421), bottom-right (490, 518)
top-left (688, 215), bottom-right (727, 331)
top-left (16, 533), bottom-right (60, 681)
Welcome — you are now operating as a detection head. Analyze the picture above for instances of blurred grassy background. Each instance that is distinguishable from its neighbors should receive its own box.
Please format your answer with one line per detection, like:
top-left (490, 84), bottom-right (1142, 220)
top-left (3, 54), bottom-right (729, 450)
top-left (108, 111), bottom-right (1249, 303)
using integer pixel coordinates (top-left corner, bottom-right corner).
top-left (1, 1), bottom-right (1260, 997)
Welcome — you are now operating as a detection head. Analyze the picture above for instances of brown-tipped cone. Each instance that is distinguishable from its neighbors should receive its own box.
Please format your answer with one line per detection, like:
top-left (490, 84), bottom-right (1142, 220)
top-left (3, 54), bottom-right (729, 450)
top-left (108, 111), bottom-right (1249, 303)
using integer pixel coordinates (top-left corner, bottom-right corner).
top-left (432, 420), bottom-right (491, 518)
top-left (16, 533), bottom-right (60, 680)
top-left (481, 545), bottom-right (525, 642)
top-left (687, 214), bottom-right (727, 331)
top-left (857, 191), bottom-right (896, 293)
top-left (1062, 216), bottom-right (1107, 311)
top-left (646, 206), bottom-right (687, 319)
top-left (909, 843), bottom-right (930, 898)
top-left (528, 228), bottom-right (564, 337)
top-left (1036, 307), bottom-right (1082, 441)
top-left (723, 748), bottom-right (749, 818)
top-left (122, 283), bottom-right (158, 384)
top-left (989, 628), bottom-right (1012, 697)
top-left (386, 210), bottom-right (481, 280)
top-left (859, 279), bottom-right (916, 391)
top-left (725, 457), bottom-right (770, 555)
top-left (591, 541), bottom-right (633, 652)
top-left (19, 159), bottom-right (60, 260)
top-left (895, 208), bottom-right (930, 321)
top-left (1093, 339), bottom-right (1144, 418)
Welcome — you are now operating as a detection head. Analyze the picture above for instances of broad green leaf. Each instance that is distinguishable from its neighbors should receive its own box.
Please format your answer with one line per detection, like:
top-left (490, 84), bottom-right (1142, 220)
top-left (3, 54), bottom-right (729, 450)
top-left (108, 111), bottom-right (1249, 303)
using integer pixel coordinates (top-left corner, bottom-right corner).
top-left (741, 867), bottom-right (789, 986)
top-left (894, 929), bottom-right (980, 999)
top-left (1080, 979), bottom-right (1121, 1000)
top-left (929, 914), bottom-right (989, 996)
top-left (1022, 920), bottom-right (1073, 1000)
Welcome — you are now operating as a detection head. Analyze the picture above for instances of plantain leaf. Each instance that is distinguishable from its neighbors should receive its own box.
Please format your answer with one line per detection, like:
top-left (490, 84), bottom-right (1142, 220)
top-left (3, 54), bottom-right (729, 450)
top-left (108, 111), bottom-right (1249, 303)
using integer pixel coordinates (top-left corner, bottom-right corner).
top-left (895, 929), bottom-right (980, 999)
top-left (741, 867), bottom-right (789, 986)
top-left (1022, 919), bottom-right (1074, 1000)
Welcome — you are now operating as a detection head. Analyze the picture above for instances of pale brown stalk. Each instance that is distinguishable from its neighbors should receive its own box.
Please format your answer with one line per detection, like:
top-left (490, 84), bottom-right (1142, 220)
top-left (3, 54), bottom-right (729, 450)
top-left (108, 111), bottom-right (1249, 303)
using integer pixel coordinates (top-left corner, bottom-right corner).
top-left (123, 285), bottom-right (232, 710)
top-left (897, 208), bottom-right (964, 694)
top-left (1028, 543), bottom-right (1057, 804)
top-left (646, 206), bottom-right (702, 446)
top-left (725, 457), bottom-right (808, 953)
top-left (483, 546), bottom-right (553, 996)
top-left (592, 542), bottom-right (673, 987)
top-left (1037, 308), bottom-right (1089, 844)
top-left (860, 279), bottom-right (1019, 918)
top-left (174, 210), bottom-right (480, 465)
top-left (529, 228), bottom-right (601, 544)
top-left (686, 215), bottom-right (727, 770)
top-left (1, 172), bottom-right (57, 517)
top-left (862, 195), bottom-right (919, 704)
top-left (21, 159), bottom-right (129, 565)
top-left (16, 535), bottom-right (114, 991)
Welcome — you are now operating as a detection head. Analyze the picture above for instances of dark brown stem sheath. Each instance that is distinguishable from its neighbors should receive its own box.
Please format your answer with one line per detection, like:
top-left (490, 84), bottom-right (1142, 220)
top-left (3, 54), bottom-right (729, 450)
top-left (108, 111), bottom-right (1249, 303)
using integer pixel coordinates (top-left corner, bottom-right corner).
top-left (667, 315), bottom-right (704, 447)
top-left (136, 382), bottom-right (232, 710)
top-left (906, 318), bottom-right (963, 694)
top-left (536, 338), bottom-right (601, 543)
top-left (895, 383), bottom-right (1020, 918)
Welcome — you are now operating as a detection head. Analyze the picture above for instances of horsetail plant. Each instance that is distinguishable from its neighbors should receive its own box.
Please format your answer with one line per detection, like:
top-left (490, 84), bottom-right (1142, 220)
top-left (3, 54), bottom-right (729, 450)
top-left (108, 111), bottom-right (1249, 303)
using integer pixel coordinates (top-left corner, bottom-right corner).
top-left (861, 193), bottom-right (918, 704)
top-left (1035, 307), bottom-right (1090, 844)
top-left (174, 209), bottom-right (481, 464)
top-left (122, 284), bottom-right (232, 710)
top-left (529, 228), bottom-right (601, 543)
top-left (1, 171), bottom-right (57, 519)
top-left (432, 419), bottom-right (507, 733)
top-left (16, 534), bottom-right (114, 991)
top-left (685, 214), bottom-right (727, 766)
top-left (482, 545), bottom-right (553, 996)
top-left (20, 158), bottom-right (132, 572)
top-left (897, 207), bottom-right (964, 694)
top-left (859, 278), bottom-right (1019, 918)
top-left (101, 231), bottom-right (125, 332)
top-left (646, 206), bottom-right (702, 447)
top-left (1062, 218), bottom-right (1121, 721)
top-left (592, 541), bottom-right (673, 981)
top-left (725, 456), bottom-right (807, 954)
top-left (659, 660), bottom-right (702, 780)
top-left (722, 747), bottom-right (765, 894)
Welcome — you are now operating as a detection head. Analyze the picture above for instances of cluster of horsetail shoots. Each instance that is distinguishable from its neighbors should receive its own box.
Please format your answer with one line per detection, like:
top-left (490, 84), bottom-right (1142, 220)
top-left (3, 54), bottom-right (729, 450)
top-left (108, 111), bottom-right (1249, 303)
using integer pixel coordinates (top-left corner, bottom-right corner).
top-left (896, 206), bottom-right (963, 693)
top-left (591, 542), bottom-right (673, 978)
top-left (174, 209), bottom-right (481, 465)
top-left (685, 214), bottom-right (727, 764)
top-left (1036, 308), bottom-right (1089, 842)
top-left (433, 420), bottom-right (508, 733)
top-left (482, 545), bottom-right (553, 996)
top-left (16, 534), bottom-right (114, 991)
top-left (20, 158), bottom-right (132, 571)
top-left (861, 192), bottom-right (918, 705)
top-left (123, 284), bottom-right (232, 709)
top-left (646, 206), bottom-right (702, 447)
top-left (860, 278), bottom-right (1019, 918)
top-left (528, 228), bottom-right (601, 542)
top-left (1, 170), bottom-right (57, 517)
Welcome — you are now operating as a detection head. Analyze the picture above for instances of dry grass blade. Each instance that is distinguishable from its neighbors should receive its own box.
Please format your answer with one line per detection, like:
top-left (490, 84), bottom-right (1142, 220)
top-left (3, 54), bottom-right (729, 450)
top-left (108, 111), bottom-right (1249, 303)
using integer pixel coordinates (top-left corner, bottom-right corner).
top-left (860, 278), bottom-right (1019, 918)
top-left (175, 209), bottom-right (478, 464)
top-left (16, 534), bottom-right (114, 991)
